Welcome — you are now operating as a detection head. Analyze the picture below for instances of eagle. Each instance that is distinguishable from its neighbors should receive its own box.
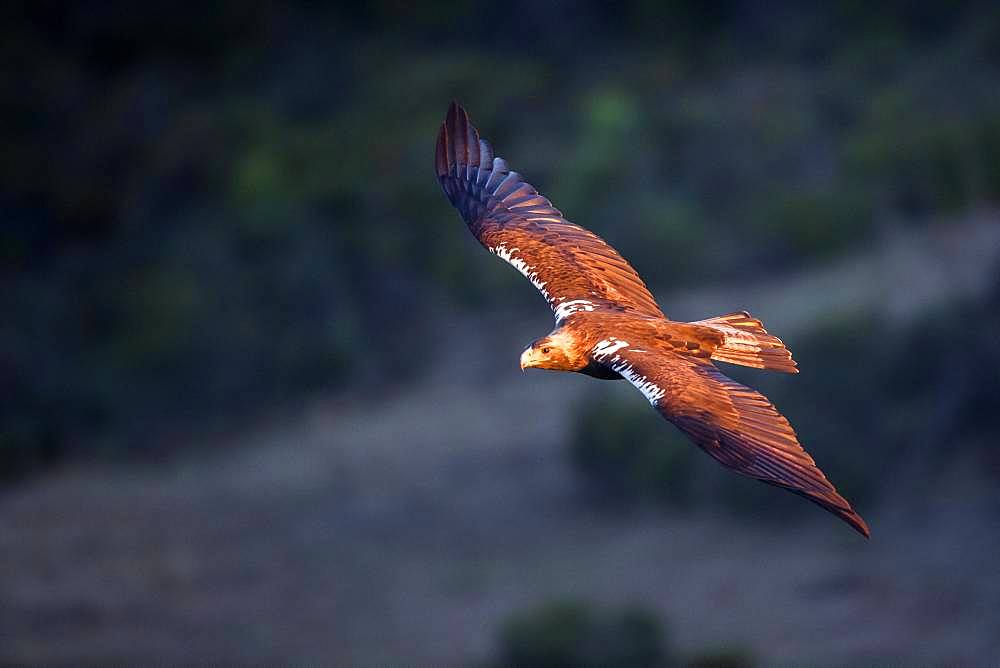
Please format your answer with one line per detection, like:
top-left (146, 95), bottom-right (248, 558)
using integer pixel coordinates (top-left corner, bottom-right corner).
top-left (435, 102), bottom-right (869, 538)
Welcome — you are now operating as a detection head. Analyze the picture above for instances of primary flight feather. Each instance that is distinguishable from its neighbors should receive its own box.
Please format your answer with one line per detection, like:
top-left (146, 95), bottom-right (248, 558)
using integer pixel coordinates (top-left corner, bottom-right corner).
top-left (436, 102), bottom-right (869, 538)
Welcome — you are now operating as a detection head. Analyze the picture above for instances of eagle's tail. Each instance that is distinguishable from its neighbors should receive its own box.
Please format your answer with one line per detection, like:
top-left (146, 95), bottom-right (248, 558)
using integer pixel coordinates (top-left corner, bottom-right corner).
top-left (692, 311), bottom-right (798, 374)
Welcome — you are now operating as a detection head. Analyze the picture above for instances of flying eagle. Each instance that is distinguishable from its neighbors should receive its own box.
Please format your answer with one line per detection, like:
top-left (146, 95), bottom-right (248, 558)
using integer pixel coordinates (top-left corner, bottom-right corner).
top-left (435, 102), bottom-right (869, 538)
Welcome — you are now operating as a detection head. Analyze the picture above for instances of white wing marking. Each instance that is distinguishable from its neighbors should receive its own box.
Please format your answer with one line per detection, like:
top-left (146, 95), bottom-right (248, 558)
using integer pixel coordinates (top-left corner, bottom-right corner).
top-left (591, 340), bottom-right (665, 405)
top-left (554, 299), bottom-right (596, 322)
top-left (489, 243), bottom-right (603, 323)
top-left (592, 337), bottom-right (630, 357)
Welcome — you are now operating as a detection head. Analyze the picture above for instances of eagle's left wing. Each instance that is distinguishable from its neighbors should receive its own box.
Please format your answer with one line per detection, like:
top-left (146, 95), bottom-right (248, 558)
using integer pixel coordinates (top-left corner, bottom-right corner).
top-left (591, 338), bottom-right (870, 537)
top-left (436, 102), bottom-right (665, 323)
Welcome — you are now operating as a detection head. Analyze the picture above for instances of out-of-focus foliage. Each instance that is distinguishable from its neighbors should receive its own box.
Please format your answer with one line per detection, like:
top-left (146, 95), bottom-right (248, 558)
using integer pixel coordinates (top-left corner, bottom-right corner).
top-left (685, 648), bottom-right (756, 668)
top-left (571, 385), bottom-right (699, 508)
top-left (494, 600), bottom-right (757, 668)
top-left (3, 2), bottom-right (1000, 478)
top-left (496, 600), bottom-right (671, 668)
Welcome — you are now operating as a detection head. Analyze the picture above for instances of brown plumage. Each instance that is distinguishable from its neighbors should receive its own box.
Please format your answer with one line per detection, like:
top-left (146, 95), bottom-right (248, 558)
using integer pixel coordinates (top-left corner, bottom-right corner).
top-left (436, 102), bottom-right (869, 538)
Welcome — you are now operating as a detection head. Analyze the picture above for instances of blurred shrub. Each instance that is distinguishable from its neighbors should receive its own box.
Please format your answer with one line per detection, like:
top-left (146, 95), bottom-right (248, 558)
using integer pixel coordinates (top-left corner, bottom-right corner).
top-left (685, 647), bottom-right (755, 668)
top-left (549, 87), bottom-right (639, 214)
top-left (748, 188), bottom-right (871, 262)
top-left (570, 384), bottom-right (699, 508)
top-left (0, 388), bottom-right (94, 483)
top-left (844, 112), bottom-right (1000, 217)
top-left (496, 600), bottom-right (670, 668)
top-left (494, 599), bottom-right (759, 668)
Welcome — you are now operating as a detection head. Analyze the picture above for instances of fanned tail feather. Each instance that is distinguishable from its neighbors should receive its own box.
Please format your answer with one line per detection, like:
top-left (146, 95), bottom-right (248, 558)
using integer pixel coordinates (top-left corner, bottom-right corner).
top-left (694, 311), bottom-right (798, 374)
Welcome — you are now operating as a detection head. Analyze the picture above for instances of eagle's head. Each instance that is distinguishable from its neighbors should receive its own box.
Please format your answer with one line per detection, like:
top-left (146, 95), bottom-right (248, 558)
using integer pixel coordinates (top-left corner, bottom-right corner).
top-left (519, 330), bottom-right (585, 372)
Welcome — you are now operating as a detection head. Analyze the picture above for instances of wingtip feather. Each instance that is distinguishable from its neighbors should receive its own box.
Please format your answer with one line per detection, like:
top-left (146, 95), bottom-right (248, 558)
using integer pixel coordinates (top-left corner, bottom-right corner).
top-left (435, 122), bottom-right (449, 177)
top-left (850, 513), bottom-right (872, 538)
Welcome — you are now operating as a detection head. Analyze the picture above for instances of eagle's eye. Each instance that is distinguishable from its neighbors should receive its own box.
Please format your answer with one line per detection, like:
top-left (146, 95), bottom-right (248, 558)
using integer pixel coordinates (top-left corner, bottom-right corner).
top-left (542, 347), bottom-right (551, 354)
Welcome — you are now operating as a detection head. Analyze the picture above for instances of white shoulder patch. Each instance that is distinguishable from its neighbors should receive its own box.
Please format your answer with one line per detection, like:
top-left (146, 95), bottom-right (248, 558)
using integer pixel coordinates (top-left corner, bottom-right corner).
top-left (591, 337), bottom-right (630, 357)
top-left (554, 299), bottom-right (596, 322)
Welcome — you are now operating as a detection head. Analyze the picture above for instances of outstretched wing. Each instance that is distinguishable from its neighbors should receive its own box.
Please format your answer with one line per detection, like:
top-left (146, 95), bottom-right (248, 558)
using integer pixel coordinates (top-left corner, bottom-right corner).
top-left (436, 102), bottom-right (664, 322)
top-left (591, 337), bottom-right (870, 537)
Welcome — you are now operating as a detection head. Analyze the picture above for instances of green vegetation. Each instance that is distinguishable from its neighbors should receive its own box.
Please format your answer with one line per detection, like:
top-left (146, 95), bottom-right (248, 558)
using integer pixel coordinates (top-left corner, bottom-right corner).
top-left (496, 600), bottom-right (671, 668)
top-left (4, 3), bottom-right (1000, 478)
top-left (685, 648), bottom-right (756, 668)
top-left (494, 599), bottom-right (757, 667)
top-left (571, 384), bottom-right (700, 508)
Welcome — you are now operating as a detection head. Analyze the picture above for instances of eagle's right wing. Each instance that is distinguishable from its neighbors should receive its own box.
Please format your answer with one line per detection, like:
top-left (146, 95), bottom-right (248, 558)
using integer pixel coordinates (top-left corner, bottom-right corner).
top-left (591, 337), bottom-right (870, 537)
top-left (436, 102), bottom-right (665, 323)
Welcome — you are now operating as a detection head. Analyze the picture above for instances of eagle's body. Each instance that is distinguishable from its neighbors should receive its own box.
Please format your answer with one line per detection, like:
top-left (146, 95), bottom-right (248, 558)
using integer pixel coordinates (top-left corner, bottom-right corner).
top-left (436, 102), bottom-right (870, 538)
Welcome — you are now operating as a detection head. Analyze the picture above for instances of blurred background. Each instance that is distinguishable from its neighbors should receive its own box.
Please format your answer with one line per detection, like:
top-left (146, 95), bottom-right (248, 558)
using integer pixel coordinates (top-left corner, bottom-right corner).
top-left (2, 1), bottom-right (1000, 664)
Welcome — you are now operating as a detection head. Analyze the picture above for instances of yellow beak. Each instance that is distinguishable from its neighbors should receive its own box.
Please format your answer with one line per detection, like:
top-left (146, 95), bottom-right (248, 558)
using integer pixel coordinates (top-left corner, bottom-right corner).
top-left (519, 348), bottom-right (533, 371)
